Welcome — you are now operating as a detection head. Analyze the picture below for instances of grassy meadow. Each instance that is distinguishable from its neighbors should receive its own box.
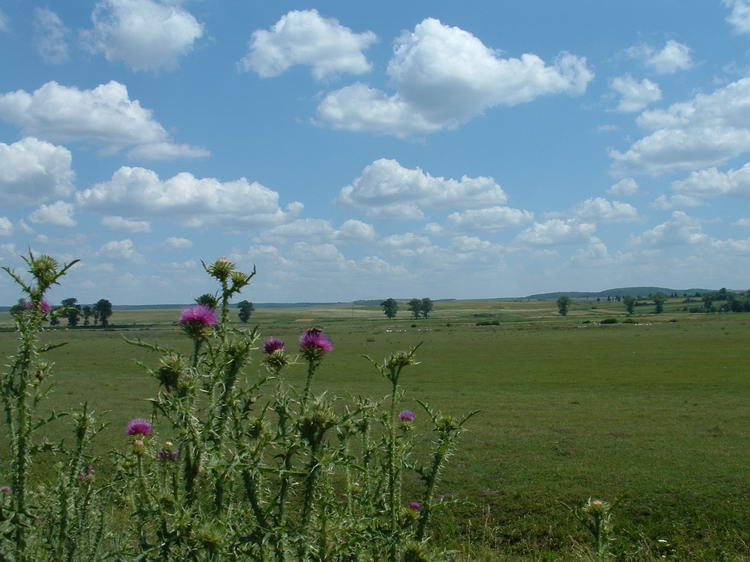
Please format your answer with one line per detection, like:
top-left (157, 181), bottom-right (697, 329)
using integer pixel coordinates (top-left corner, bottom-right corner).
top-left (0, 297), bottom-right (748, 559)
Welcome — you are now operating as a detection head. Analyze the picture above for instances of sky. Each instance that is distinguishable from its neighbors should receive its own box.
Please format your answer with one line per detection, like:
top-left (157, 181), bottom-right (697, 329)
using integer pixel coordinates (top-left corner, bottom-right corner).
top-left (1, 0), bottom-right (750, 305)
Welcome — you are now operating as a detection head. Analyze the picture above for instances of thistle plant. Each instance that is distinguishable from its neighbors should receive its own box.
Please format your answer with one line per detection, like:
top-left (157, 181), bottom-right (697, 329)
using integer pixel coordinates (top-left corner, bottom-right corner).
top-left (2, 253), bottom-right (476, 560)
top-left (1, 252), bottom-right (106, 561)
top-left (574, 497), bottom-right (615, 561)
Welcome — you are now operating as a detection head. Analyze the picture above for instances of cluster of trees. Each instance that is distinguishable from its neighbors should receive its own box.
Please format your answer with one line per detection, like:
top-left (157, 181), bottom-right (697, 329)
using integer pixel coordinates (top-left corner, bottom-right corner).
top-left (688, 288), bottom-right (750, 313)
top-left (380, 297), bottom-right (434, 319)
top-left (10, 298), bottom-right (113, 327)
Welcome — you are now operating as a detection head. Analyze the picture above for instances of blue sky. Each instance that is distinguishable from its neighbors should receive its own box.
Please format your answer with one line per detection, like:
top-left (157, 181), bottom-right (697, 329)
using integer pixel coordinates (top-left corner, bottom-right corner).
top-left (1, 0), bottom-right (749, 305)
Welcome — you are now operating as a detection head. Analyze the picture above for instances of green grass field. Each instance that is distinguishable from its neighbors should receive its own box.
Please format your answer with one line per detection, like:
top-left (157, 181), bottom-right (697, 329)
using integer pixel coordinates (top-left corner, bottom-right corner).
top-left (1, 298), bottom-right (748, 559)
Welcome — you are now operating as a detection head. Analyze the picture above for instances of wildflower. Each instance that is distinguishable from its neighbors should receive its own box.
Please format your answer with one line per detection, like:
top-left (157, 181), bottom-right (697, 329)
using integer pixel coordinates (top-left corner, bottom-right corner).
top-left (156, 449), bottom-right (179, 461)
top-left (0, 486), bottom-right (10, 494)
top-left (299, 328), bottom-right (333, 354)
top-left (127, 418), bottom-right (153, 436)
top-left (263, 338), bottom-right (285, 354)
top-left (25, 298), bottom-right (51, 314)
top-left (180, 304), bottom-right (218, 338)
top-left (77, 465), bottom-right (94, 481)
top-left (409, 501), bottom-right (421, 511)
top-left (179, 305), bottom-right (217, 327)
top-left (399, 410), bottom-right (416, 422)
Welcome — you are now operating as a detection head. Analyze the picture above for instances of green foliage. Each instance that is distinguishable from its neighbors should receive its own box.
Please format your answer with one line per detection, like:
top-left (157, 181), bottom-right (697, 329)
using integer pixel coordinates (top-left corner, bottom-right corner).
top-left (421, 298), bottom-right (433, 319)
top-left (623, 295), bottom-right (636, 315)
top-left (93, 299), bottom-right (112, 327)
top-left (652, 292), bottom-right (667, 314)
top-left (381, 297), bottom-right (398, 319)
top-left (237, 299), bottom-right (254, 323)
top-left (556, 295), bottom-right (571, 316)
top-left (194, 293), bottom-right (219, 309)
top-left (408, 298), bottom-right (422, 319)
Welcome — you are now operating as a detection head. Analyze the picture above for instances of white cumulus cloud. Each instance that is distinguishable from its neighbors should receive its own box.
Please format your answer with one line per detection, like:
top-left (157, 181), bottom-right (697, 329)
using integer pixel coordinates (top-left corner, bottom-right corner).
top-left (610, 77), bottom-right (750, 176)
top-left (0, 81), bottom-right (207, 159)
top-left (608, 177), bottom-right (639, 197)
top-left (102, 215), bottom-right (151, 233)
top-left (671, 162), bottom-right (750, 201)
top-left (0, 137), bottom-right (74, 207)
top-left (0, 217), bottom-right (12, 236)
top-left (447, 206), bottom-right (533, 231)
top-left (77, 166), bottom-right (302, 228)
top-left (517, 219), bottom-right (596, 246)
top-left (634, 211), bottom-right (707, 247)
top-left (98, 239), bottom-right (144, 262)
top-left (340, 158), bottom-right (508, 219)
top-left (626, 40), bottom-right (692, 74)
top-left (317, 18), bottom-right (593, 136)
top-left (572, 197), bottom-right (639, 223)
top-left (610, 75), bottom-right (661, 112)
top-left (163, 236), bottom-right (192, 250)
top-left (29, 201), bottom-right (77, 227)
top-left (239, 9), bottom-right (376, 79)
top-left (724, 0), bottom-right (750, 34)
top-left (33, 8), bottom-right (70, 64)
top-left (84, 0), bottom-right (203, 72)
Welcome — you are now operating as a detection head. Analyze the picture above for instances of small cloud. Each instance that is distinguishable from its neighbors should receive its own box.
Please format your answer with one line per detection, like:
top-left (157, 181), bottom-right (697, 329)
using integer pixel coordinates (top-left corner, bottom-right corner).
top-left (626, 40), bottom-right (692, 74)
top-left (608, 177), bottom-right (639, 197)
top-left (33, 8), bottom-right (70, 64)
top-left (29, 200), bottom-right (77, 227)
top-left (102, 215), bottom-right (151, 233)
top-left (610, 75), bottom-right (661, 112)
top-left (163, 236), bottom-right (192, 250)
top-left (0, 217), bottom-right (12, 236)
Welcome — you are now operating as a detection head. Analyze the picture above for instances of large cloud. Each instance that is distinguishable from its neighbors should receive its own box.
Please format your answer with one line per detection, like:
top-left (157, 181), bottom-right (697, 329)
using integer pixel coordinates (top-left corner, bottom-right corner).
top-left (0, 81), bottom-right (208, 159)
top-left (339, 158), bottom-right (508, 219)
top-left (670, 162), bottom-right (750, 201)
top-left (610, 77), bottom-right (750, 176)
top-left (84, 0), bottom-right (203, 72)
top-left (317, 18), bottom-right (593, 136)
top-left (0, 137), bottom-right (75, 207)
top-left (239, 9), bottom-right (376, 79)
top-left (76, 166), bottom-right (303, 228)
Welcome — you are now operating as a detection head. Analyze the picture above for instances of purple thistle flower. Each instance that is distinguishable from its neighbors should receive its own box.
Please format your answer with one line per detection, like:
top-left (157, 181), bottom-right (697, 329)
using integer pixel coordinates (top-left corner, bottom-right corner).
top-left (127, 418), bottom-right (153, 436)
top-left (399, 410), bottom-right (416, 422)
top-left (409, 501), bottom-right (421, 511)
top-left (156, 449), bottom-right (180, 461)
top-left (299, 328), bottom-right (333, 353)
top-left (77, 465), bottom-right (94, 481)
top-left (25, 298), bottom-right (51, 314)
top-left (263, 338), bottom-right (285, 354)
top-left (0, 486), bottom-right (10, 494)
top-left (179, 305), bottom-right (217, 327)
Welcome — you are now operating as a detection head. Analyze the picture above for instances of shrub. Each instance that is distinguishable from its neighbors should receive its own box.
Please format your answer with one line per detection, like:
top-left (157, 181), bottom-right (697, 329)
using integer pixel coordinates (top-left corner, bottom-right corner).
top-left (600, 318), bottom-right (618, 325)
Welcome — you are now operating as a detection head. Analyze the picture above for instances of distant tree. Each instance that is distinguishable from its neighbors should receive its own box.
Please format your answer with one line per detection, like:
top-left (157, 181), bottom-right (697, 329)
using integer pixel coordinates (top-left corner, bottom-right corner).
top-left (653, 292), bottom-right (667, 314)
top-left (238, 300), bottom-right (254, 323)
top-left (9, 298), bottom-right (26, 317)
top-left (49, 306), bottom-right (61, 326)
top-left (94, 299), bottom-right (113, 327)
top-left (82, 305), bottom-right (93, 326)
top-left (421, 297), bottom-right (433, 319)
top-left (408, 298), bottom-right (422, 319)
top-left (556, 295), bottom-right (571, 316)
top-left (380, 298), bottom-right (398, 319)
top-left (61, 297), bottom-right (81, 327)
top-left (702, 294), bottom-right (714, 313)
top-left (195, 293), bottom-right (219, 309)
top-left (623, 295), bottom-right (636, 315)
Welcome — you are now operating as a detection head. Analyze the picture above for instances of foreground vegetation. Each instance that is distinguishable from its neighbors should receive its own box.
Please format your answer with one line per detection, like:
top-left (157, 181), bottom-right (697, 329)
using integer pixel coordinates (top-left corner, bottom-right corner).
top-left (0, 265), bottom-right (748, 559)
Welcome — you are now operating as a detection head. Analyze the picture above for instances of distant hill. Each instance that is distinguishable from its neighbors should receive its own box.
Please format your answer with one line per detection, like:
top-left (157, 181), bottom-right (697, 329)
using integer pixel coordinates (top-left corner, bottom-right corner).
top-left (525, 287), bottom-right (713, 300)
